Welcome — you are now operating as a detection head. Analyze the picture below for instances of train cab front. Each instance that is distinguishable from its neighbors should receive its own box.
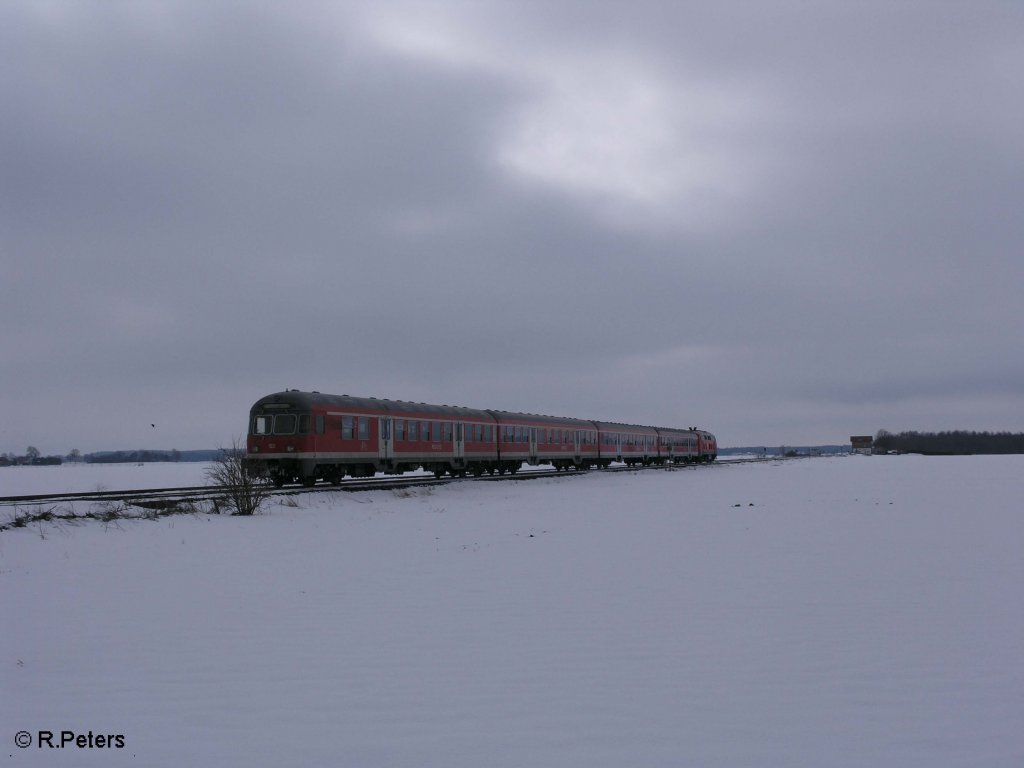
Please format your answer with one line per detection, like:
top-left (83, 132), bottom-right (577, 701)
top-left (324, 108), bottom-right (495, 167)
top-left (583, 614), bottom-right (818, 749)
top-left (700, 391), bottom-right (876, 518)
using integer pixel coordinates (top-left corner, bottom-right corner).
top-left (246, 391), bottom-right (316, 486)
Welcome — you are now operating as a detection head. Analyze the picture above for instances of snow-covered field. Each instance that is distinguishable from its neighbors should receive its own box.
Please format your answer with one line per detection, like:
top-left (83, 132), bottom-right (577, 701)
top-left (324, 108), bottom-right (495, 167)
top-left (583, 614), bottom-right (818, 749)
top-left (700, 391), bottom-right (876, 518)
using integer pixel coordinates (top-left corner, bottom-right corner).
top-left (2, 455), bottom-right (1021, 767)
top-left (0, 462), bottom-right (216, 497)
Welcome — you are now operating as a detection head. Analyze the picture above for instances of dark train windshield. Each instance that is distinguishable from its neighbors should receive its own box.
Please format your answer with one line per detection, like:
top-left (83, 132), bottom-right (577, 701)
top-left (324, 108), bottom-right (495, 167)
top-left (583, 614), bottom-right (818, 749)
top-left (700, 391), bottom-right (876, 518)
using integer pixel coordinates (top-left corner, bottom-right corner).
top-left (252, 413), bottom-right (305, 435)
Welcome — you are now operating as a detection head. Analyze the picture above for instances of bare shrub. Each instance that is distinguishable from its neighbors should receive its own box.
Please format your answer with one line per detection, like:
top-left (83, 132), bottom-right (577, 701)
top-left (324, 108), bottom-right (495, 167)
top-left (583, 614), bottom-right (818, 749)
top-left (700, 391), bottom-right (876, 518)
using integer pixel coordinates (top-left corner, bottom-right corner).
top-left (206, 438), bottom-right (271, 516)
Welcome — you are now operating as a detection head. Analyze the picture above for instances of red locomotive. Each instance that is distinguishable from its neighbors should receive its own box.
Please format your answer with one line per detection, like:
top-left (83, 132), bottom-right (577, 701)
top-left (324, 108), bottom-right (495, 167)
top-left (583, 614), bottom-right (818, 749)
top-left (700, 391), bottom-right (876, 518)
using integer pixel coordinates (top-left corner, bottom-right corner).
top-left (246, 390), bottom-right (716, 486)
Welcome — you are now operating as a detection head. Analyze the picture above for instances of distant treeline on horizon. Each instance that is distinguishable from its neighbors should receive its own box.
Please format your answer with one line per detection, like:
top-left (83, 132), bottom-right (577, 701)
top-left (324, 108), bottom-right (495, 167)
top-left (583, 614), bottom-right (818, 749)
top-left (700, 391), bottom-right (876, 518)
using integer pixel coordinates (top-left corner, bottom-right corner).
top-left (81, 449), bottom-right (224, 464)
top-left (874, 430), bottom-right (1024, 455)
top-left (0, 449), bottom-right (223, 467)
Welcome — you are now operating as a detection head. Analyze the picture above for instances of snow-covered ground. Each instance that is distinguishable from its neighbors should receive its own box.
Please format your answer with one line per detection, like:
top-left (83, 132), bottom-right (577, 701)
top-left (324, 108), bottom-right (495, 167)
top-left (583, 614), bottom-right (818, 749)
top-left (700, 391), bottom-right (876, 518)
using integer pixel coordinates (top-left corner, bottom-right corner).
top-left (0, 462), bottom-right (215, 497)
top-left (2, 455), bottom-right (1021, 767)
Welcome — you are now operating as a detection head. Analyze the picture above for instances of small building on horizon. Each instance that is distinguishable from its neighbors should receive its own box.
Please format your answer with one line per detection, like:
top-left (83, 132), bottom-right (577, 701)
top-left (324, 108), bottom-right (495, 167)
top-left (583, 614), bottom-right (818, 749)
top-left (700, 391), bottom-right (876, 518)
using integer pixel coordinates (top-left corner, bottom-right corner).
top-left (850, 435), bottom-right (873, 455)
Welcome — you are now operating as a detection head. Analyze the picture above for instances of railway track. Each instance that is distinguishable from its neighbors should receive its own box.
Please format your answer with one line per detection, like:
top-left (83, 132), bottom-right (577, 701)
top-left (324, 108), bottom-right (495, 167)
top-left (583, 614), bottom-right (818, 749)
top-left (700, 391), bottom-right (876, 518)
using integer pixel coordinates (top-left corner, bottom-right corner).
top-left (0, 465), bottom-right (597, 508)
top-left (0, 457), bottom-right (783, 510)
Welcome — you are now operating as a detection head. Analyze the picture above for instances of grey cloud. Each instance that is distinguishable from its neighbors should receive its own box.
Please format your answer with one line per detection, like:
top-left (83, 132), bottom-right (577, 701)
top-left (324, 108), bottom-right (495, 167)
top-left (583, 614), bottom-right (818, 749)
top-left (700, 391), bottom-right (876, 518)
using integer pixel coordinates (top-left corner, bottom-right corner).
top-left (2, 1), bottom-right (1022, 453)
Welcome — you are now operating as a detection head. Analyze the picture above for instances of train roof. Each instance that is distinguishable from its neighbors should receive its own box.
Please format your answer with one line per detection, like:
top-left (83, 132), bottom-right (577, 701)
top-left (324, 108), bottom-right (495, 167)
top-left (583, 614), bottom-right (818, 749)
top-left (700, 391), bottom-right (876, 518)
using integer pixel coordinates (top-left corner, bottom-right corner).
top-left (590, 420), bottom-right (660, 434)
top-left (486, 410), bottom-right (596, 428)
top-left (250, 391), bottom-right (494, 420)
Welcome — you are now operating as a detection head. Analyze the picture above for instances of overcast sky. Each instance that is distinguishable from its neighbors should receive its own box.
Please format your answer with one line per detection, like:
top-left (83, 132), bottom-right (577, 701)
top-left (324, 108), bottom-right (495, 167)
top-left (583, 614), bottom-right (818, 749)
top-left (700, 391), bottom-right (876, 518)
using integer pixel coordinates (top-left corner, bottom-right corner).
top-left (3, 1), bottom-right (1022, 454)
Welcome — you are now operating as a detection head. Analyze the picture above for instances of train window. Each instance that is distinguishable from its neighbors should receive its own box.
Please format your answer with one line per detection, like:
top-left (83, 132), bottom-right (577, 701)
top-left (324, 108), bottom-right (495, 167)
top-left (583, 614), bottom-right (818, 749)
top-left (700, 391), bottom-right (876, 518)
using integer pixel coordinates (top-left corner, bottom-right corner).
top-left (408, 420), bottom-right (418, 441)
top-left (342, 416), bottom-right (354, 439)
top-left (274, 414), bottom-right (297, 435)
top-left (253, 416), bottom-right (271, 435)
top-left (396, 419), bottom-right (405, 441)
top-left (298, 415), bottom-right (310, 434)
top-left (315, 415), bottom-right (325, 435)
top-left (444, 422), bottom-right (453, 442)
top-left (358, 416), bottom-right (369, 440)
top-left (432, 421), bottom-right (441, 441)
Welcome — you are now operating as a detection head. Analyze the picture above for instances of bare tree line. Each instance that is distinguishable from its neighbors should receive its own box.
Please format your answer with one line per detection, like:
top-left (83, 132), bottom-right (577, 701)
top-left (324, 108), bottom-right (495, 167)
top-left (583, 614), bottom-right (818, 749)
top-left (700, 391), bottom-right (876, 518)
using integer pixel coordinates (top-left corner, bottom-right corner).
top-left (874, 430), bottom-right (1024, 455)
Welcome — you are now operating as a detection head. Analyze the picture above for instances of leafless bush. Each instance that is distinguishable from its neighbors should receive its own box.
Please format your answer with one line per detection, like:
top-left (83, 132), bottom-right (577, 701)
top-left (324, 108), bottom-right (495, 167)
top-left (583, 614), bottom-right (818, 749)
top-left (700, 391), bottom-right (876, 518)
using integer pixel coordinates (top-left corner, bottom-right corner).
top-left (205, 438), bottom-right (271, 516)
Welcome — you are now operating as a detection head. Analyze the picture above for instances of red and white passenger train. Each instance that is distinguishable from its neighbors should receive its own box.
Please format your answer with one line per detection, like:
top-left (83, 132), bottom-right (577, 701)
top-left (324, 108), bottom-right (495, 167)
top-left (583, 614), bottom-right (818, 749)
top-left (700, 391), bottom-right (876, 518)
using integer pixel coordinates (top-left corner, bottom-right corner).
top-left (246, 390), bottom-right (717, 487)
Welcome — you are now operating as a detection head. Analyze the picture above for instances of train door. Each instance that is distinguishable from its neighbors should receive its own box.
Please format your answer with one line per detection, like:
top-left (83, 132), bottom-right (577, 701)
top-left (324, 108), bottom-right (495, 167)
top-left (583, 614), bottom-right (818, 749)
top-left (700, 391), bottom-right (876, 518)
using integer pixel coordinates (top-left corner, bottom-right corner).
top-left (454, 422), bottom-right (465, 461)
top-left (528, 427), bottom-right (538, 463)
top-left (574, 430), bottom-right (582, 463)
top-left (313, 413), bottom-right (325, 454)
top-left (379, 417), bottom-right (393, 463)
